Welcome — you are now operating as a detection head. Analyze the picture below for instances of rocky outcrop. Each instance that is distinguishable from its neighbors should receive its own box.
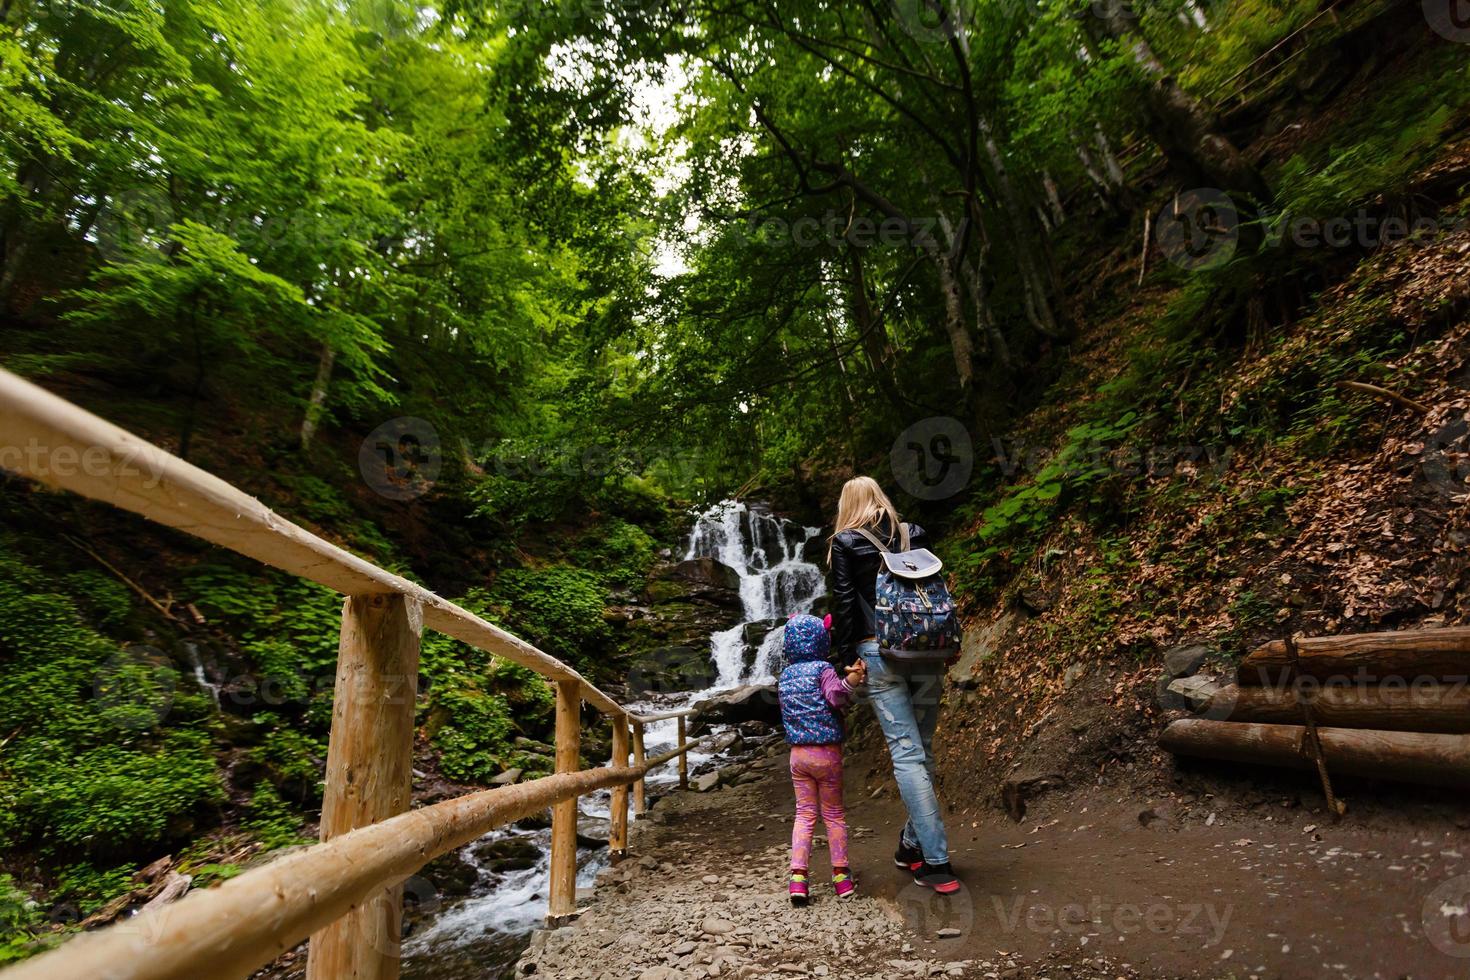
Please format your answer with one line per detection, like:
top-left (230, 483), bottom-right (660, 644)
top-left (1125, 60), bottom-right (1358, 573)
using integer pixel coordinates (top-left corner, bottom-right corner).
top-left (649, 558), bottom-right (743, 608)
top-left (691, 682), bottom-right (781, 726)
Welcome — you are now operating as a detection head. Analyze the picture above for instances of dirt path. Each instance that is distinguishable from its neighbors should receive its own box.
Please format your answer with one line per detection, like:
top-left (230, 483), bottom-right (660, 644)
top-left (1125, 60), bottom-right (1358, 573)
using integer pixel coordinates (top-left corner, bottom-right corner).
top-left (514, 742), bottom-right (1468, 979)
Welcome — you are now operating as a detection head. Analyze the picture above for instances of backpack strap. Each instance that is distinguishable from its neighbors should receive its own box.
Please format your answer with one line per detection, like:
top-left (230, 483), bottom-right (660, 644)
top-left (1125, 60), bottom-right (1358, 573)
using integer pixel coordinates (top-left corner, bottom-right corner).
top-left (853, 522), bottom-right (910, 553)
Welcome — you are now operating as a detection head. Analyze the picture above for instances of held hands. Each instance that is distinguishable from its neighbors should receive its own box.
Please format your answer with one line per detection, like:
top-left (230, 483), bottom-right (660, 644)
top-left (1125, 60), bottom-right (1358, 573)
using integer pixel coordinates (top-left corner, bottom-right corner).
top-left (844, 658), bottom-right (868, 687)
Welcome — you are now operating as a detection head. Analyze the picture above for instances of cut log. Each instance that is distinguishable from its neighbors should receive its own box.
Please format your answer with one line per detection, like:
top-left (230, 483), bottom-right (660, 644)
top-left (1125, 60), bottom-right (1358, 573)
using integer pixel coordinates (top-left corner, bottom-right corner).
top-left (1160, 719), bottom-right (1470, 789)
top-left (1237, 628), bottom-right (1470, 686)
top-left (1203, 683), bottom-right (1470, 733)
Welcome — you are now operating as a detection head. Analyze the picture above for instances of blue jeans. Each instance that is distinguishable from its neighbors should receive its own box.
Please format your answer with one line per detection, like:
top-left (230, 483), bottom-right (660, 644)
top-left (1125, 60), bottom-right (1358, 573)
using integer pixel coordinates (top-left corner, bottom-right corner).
top-left (858, 639), bottom-right (949, 864)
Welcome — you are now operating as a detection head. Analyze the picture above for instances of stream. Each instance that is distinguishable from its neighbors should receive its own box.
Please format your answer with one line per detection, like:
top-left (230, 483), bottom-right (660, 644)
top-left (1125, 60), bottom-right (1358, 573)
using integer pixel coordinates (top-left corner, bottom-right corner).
top-left (400, 500), bottom-right (825, 979)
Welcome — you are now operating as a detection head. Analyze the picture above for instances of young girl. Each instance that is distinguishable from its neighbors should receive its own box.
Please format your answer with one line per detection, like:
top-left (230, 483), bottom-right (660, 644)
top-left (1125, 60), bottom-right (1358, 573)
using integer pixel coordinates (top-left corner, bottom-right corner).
top-left (778, 612), bottom-right (866, 906)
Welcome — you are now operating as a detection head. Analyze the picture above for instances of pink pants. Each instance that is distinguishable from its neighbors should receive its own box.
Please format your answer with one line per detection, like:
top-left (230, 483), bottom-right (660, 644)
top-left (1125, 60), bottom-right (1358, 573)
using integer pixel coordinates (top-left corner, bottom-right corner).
top-left (789, 744), bottom-right (849, 871)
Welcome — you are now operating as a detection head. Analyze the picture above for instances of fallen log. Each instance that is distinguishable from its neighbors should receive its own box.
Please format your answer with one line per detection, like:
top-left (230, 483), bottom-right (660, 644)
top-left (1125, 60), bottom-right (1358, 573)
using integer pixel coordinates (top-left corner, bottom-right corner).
top-left (1237, 628), bottom-right (1470, 686)
top-left (1160, 719), bottom-right (1470, 789)
top-left (1203, 682), bottom-right (1470, 733)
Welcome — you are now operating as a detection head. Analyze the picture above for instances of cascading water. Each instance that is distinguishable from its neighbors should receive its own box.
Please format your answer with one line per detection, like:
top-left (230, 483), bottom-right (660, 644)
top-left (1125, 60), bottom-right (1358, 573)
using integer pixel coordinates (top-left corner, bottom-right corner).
top-left (685, 500), bottom-right (827, 686)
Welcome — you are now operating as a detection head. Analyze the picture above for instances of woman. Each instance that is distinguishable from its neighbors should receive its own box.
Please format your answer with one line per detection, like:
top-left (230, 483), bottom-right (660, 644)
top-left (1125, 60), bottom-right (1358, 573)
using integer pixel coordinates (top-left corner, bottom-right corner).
top-left (828, 476), bottom-right (960, 894)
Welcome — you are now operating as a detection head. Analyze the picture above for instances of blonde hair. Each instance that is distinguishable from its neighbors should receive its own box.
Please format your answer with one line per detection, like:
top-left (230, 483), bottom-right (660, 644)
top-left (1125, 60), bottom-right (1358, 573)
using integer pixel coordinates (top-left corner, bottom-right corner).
top-left (827, 476), bottom-right (901, 564)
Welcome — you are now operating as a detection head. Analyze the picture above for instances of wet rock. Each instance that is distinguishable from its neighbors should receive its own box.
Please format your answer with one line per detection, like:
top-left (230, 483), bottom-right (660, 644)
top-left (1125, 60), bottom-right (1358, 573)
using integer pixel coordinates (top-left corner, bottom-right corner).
top-left (743, 618), bottom-right (784, 646)
top-left (421, 848), bottom-right (478, 898)
top-left (472, 836), bottom-right (542, 872)
top-left (692, 682), bottom-right (781, 725)
top-left (652, 558), bottom-right (744, 607)
top-left (515, 809), bottom-right (553, 831)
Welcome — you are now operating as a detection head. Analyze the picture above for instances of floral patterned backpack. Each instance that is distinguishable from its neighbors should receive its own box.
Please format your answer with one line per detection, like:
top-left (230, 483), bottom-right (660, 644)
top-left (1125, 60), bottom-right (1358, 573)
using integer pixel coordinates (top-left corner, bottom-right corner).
top-left (854, 524), bottom-right (962, 663)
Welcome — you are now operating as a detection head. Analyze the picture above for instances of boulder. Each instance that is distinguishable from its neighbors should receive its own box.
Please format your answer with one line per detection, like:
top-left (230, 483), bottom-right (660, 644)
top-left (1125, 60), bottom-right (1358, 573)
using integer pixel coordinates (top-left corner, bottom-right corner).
top-left (1166, 674), bottom-right (1221, 712)
top-left (1163, 643), bottom-right (1211, 679)
top-left (1156, 675), bottom-right (1189, 712)
top-left (692, 771), bottom-right (721, 792)
top-left (652, 558), bottom-right (744, 607)
top-left (743, 618), bottom-right (784, 646)
top-left (691, 682), bottom-right (781, 726)
top-left (490, 768), bottom-right (522, 786)
top-left (421, 849), bottom-right (478, 898)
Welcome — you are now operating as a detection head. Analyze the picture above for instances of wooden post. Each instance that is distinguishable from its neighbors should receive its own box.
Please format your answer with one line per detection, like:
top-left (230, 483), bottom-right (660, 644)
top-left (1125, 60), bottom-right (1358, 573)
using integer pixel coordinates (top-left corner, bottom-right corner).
top-left (677, 715), bottom-right (689, 790)
top-left (547, 679), bottom-right (581, 924)
top-left (631, 721), bottom-right (647, 816)
top-left (609, 716), bottom-right (630, 856)
top-left (306, 594), bottom-right (422, 980)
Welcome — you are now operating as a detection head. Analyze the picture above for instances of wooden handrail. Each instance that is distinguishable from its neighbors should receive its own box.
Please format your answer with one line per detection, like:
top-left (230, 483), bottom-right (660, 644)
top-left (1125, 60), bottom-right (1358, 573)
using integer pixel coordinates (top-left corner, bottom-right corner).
top-left (0, 366), bottom-right (725, 977)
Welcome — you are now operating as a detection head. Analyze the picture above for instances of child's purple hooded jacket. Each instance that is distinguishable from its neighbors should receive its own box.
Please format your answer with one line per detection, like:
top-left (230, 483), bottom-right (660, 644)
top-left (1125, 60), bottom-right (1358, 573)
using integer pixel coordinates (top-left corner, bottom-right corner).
top-left (778, 614), bottom-right (856, 746)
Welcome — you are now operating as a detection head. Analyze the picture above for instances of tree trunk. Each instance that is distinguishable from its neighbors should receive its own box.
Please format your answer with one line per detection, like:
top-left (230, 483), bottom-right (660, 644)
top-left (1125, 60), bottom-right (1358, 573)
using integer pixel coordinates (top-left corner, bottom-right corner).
top-left (300, 342), bottom-right (336, 451)
top-left (1203, 683), bottom-right (1470, 734)
top-left (927, 244), bottom-right (975, 392)
top-left (1041, 171), bottom-right (1066, 226)
top-left (1237, 628), bottom-right (1470, 686)
top-left (975, 122), bottom-right (1071, 339)
top-left (1160, 719), bottom-right (1470, 790)
top-left (1089, 2), bottom-right (1268, 200)
top-left (845, 246), bottom-right (904, 411)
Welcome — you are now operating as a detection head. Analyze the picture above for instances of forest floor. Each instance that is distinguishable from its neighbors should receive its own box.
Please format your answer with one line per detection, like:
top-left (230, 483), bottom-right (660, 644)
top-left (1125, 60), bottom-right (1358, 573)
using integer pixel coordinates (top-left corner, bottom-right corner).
top-left (515, 738), bottom-right (1469, 980)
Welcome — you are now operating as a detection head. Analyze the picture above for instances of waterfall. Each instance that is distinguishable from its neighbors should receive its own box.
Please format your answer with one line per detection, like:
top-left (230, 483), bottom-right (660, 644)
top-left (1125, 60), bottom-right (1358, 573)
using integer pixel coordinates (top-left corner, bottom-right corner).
top-left (685, 500), bottom-right (826, 687)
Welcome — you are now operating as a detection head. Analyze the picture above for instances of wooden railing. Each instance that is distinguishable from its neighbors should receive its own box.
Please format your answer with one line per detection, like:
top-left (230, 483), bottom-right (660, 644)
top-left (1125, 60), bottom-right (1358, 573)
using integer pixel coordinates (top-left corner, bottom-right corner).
top-left (0, 368), bottom-right (706, 980)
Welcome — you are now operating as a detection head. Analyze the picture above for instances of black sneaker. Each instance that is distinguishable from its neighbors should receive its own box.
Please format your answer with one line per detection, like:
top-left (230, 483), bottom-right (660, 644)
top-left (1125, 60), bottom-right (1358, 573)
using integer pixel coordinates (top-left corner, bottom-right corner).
top-left (913, 861), bottom-right (962, 894)
top-left (894, 838), bottom-right (924, 872)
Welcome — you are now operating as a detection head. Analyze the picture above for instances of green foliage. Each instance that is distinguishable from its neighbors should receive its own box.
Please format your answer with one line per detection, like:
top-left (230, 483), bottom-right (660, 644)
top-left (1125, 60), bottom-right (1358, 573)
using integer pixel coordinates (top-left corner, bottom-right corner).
top-left (0, 535), bottom-right (222, 858)
top-left (243, 783), bottom-right (310, 851)
top-left (53, 864), bottom-right (137, 916)
top-left (0, 875), bottom-right (42, 963)
top-left (249, 724), bottom-right (327, 802)
top-left (8, 732), bottom-right (222, 853)
top-left (428, 684), bottom-right (516, 784)
top-left (185, 564), bottom-right (344, 693)
top-left (574, 519), bottom-right (659, 591)
top-left (948, 411), bottom-right (1146, 594)
top-left (1271, 47), bottom-right (1470, 218)
top-left (487, 566), bottom-right (612, 670)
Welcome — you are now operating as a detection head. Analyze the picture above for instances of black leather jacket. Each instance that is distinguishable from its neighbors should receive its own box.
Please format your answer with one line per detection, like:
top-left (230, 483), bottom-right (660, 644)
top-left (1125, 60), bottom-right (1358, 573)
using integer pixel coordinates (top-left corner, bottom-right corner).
top-left (828, 517), bottom-right (928, 661)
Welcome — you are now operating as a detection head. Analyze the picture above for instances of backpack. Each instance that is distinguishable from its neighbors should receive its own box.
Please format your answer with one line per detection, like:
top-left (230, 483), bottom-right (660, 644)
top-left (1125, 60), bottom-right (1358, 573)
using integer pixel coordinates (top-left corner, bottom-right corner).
top-left (854, 524), bottom-right (962, 663)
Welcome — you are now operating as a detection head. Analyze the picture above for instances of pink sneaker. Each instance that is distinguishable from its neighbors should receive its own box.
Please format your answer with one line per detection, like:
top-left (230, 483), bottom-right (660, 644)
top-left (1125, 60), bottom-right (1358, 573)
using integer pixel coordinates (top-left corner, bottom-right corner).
top-left (832, 870), bottom-right (856, 899)
top-left (789, 871), bottom-right (809, 907)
